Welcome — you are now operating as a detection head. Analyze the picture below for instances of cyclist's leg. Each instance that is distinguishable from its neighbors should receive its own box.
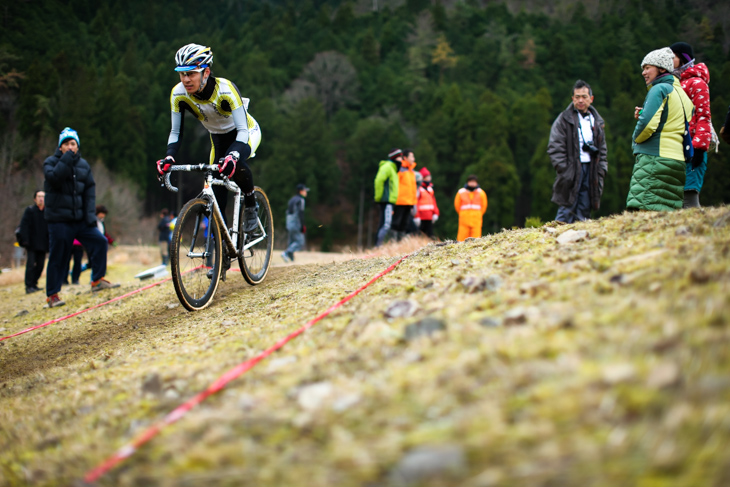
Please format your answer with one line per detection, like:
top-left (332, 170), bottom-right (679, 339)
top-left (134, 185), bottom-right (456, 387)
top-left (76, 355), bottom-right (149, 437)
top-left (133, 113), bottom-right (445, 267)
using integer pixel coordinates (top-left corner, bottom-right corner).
top-left (210, 133), bottom-right (230, 220)
top-left (232, 160), bottom-right (255, 207)
top-left (231, 121), bottom-right (261, 207)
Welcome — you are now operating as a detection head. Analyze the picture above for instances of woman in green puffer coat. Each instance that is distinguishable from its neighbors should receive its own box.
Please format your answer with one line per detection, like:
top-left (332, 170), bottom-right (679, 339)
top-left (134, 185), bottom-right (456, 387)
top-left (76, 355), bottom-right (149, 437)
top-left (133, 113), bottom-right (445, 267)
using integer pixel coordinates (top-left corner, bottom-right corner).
top-left (627, 47), bottom-right (694, 211)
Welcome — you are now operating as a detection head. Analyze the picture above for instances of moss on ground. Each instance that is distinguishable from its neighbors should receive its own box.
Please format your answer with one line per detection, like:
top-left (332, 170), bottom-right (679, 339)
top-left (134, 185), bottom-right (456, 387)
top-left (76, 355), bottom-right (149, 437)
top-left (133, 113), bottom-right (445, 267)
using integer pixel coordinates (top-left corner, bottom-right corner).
top-left (1, 208), bottom-right (730, 486)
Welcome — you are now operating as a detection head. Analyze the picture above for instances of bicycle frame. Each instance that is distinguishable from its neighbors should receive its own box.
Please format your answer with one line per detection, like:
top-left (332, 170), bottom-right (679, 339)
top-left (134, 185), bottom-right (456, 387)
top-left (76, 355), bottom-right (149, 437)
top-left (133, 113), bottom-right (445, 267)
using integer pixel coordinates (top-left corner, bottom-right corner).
top-left (163, 164), bottom-right (267, 259)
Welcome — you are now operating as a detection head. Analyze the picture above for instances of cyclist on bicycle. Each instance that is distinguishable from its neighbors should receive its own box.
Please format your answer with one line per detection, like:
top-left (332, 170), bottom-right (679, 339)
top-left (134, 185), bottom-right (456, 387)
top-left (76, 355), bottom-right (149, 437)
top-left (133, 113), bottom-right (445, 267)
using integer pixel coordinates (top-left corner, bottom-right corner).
top-left (156, 43), bottom-right (262, 235)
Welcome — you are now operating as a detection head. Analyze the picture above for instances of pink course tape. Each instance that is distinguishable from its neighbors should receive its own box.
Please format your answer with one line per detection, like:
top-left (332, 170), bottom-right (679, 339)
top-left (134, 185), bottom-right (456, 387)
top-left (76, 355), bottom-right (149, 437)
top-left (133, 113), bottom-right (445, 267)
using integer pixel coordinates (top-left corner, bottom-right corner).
top-left (0, 266), bottom-right (211, 343)
top-left (83, 255), bottom-right (408, 482)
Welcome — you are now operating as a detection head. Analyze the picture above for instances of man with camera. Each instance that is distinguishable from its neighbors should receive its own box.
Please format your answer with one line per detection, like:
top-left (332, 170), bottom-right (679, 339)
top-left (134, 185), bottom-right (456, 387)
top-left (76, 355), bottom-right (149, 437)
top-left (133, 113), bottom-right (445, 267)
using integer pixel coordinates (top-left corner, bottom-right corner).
top-left (547, 80), bottom-right (608, 223)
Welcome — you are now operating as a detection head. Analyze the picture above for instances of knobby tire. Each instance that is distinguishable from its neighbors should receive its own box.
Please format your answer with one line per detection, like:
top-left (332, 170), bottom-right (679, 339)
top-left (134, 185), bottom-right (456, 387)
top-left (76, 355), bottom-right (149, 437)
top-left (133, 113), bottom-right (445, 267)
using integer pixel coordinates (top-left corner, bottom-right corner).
top-left (239, 187), bottom-right (273, 285)
top-left (171, 197), bottom-right (223, 311)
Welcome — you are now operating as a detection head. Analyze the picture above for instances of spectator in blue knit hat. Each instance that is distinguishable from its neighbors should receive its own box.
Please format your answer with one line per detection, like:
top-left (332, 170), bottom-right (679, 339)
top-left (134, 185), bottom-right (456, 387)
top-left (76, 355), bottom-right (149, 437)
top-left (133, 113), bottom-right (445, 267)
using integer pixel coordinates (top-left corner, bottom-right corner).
top-left (43, 127), bottom-right (119, 307)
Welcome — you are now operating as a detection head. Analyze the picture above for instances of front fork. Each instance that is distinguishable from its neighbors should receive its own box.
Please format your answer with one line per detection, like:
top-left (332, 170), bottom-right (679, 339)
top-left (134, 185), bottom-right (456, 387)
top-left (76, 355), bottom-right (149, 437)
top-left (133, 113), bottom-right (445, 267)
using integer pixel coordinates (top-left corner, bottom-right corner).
top-left (202, 184), bottom-right (239, 258)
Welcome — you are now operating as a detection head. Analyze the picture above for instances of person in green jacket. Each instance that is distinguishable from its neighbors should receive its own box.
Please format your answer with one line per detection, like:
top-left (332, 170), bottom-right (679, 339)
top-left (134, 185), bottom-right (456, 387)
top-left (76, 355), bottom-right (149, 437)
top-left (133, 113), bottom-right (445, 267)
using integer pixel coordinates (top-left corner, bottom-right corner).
top-left (374, 149), bottom-right (401, 246)
top-left (627, 47), bottom-right (694, 212)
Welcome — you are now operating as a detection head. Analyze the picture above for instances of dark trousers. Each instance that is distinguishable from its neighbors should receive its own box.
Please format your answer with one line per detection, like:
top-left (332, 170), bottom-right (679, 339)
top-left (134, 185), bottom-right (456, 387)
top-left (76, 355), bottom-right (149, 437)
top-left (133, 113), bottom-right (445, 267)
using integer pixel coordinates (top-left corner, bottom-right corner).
top-left (556, 163), bottom-right (591, 223)
top-left (392, 205), bottom-right (412, 233)
top-left (63, 245), bottom-right (85, 284)
top-left (47, 222), bottom-right (108, 297)
top-left (419, 220), bottom-right (434, 238)
top-left (25, 250), bottom-right (46, 289)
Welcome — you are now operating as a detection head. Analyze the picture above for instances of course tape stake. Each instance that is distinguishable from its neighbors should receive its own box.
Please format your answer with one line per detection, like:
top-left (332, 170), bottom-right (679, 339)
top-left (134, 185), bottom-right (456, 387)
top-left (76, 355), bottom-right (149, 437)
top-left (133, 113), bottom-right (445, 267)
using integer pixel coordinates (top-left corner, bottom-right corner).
top-left (83, 255), bottom-right (408, 483)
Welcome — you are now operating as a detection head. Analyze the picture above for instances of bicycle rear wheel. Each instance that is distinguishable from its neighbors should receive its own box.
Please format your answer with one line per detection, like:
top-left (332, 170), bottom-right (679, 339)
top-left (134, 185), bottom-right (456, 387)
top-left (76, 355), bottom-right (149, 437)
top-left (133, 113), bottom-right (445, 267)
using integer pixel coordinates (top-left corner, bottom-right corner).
top-left (239, 187), bottom-right (273, 285)
top-left (171, 197), bottom-right (222, 311)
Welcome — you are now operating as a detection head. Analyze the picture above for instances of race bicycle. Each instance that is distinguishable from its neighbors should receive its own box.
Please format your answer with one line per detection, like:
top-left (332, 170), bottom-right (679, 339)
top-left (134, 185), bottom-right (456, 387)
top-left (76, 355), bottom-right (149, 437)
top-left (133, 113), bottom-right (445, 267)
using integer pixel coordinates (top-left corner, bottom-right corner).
top-left (162, 163), bottom-right (273, 311)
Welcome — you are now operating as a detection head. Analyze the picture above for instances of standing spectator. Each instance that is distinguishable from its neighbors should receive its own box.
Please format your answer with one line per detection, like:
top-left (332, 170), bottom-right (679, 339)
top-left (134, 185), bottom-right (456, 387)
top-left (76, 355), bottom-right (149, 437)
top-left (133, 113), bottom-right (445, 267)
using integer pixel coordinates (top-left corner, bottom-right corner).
top-left (95, 205), bottom-right (114, 244)
top-left (158, 209), bottom-right (172, 265)
top-left (64, 206), bottom-right (111, 285)
top-left (43, 127), bottom-right (119, 308)
top-left (454, 175), bottom-right (487, 242)
top-left (282, 184), bottom-right (309, 263)
top-left (627, 48), bottom-right (693, 212)
top-left (393, 149), bottom-right (417, 240)
top-left (66, 240), bottom-right (85, 285)
top-left (547, 80), bottom-right (608, 223)
top-left (670, 42), bottom-right (712, 208)
top-left (13, 242), bottom-right (25, 269)
top-left (413, 171), bottom-right (423, 230)
top-left (18, 190), bottom-right (48, 294)
top-left (373, 149), bottom-right (400, 247)
top-left (416, 167), bottom-right (440, 237)
top-left (721, 105), bottom-right (730, 145)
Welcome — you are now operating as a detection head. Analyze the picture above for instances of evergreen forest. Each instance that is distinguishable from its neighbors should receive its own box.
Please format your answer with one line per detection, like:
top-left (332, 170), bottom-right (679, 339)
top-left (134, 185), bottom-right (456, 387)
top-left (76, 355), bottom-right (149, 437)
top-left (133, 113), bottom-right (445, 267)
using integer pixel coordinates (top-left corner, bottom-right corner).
top-left (1, 0), bottom-right (730, 258)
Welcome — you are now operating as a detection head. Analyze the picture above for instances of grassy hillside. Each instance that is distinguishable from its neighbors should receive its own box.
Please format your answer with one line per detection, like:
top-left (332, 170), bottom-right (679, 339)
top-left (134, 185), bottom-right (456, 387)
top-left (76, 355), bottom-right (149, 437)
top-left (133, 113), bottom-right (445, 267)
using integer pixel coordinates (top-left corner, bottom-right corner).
top-left (1, 207), bottom-right (730, 486)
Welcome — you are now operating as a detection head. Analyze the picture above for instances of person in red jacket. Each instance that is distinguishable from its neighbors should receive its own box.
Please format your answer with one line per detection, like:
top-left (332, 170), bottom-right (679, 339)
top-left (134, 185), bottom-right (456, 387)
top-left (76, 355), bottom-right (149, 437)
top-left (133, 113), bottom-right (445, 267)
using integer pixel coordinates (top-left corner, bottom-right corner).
top-left (416, 167), bottom-right (440, 237)
top-left (670, 42), bottom-right (712, 208)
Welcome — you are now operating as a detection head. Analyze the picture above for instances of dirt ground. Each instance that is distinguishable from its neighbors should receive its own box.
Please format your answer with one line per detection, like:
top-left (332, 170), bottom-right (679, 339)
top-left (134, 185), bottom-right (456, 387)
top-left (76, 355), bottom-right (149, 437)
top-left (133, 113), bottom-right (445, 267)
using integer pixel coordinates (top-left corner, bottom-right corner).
top-left (1, 212), bottom-right (730, 487)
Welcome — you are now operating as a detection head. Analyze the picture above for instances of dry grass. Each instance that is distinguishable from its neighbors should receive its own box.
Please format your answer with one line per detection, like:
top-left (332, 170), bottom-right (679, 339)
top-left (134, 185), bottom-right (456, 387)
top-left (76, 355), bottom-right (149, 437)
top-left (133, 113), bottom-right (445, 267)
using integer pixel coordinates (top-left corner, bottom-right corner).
top-left (1, 208), bottom-right (730, 487)
top-left (0, 267), bottom-right (25, 287)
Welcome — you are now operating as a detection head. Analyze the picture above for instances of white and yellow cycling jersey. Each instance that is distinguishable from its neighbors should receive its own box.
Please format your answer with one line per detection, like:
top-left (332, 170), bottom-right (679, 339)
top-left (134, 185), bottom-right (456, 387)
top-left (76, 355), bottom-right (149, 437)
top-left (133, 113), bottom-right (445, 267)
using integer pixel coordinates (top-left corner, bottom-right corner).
top-left (167, 77), bottom-right (261, 157)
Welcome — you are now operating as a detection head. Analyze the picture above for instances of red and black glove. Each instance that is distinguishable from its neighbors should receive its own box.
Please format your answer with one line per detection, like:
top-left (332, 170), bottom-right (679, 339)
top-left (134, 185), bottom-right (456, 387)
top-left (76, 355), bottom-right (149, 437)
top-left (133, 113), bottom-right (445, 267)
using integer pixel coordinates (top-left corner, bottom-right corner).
top-left (156, 156), bottom-right (174, 176)
top-left (219, 151), bottom-right (240, 178)
top-left (302, 225), bottom-right (306, 234)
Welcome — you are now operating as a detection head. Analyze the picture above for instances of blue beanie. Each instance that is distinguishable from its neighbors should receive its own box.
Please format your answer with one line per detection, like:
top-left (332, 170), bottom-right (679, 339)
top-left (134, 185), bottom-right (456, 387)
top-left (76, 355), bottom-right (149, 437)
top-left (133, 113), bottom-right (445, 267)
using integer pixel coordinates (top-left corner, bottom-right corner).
top-left (58, 127), bottom-right (80, 148)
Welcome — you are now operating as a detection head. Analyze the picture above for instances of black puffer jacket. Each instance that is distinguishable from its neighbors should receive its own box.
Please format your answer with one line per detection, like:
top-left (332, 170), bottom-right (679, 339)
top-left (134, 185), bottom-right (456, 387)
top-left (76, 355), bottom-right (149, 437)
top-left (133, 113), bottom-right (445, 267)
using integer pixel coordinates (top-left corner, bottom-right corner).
top-left (19, 204), bottom-right (49, 251)
top-left (43, 149), bottom-right (97, 225)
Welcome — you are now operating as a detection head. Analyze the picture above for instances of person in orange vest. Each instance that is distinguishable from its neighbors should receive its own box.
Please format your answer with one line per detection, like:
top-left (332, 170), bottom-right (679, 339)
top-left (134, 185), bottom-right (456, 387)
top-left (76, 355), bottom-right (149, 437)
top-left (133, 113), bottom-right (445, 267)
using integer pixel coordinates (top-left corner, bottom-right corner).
top-left (415, 167), bottom-right (440, 237)
top-left (454, 174), bottom-right (487, 242)
top-left (393, 149), bottom-right (417, 240)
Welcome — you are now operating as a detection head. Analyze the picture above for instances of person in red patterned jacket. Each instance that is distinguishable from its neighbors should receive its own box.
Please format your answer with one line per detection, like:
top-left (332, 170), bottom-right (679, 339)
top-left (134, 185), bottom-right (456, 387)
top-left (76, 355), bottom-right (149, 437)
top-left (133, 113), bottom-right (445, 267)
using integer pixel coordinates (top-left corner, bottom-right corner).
top-left (415, 167), bottom-right (440, 238)
top-left (670, 42), bottom-right (711, 208)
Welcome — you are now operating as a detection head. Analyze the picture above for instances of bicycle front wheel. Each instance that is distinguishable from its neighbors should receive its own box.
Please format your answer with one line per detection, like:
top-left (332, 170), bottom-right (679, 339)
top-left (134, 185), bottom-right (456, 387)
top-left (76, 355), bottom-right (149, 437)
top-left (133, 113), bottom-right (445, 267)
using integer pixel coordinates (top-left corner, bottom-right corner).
top-left (239, 187), bottom-right (273, 285)
top-left (171, 197), bottom-right (223, 311)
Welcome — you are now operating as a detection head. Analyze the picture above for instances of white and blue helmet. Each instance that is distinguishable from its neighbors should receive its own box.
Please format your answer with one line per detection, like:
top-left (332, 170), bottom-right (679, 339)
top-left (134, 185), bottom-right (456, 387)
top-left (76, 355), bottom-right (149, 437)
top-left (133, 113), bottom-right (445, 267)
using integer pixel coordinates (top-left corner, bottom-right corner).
top-left (174, 44), bottom-right (213, 72)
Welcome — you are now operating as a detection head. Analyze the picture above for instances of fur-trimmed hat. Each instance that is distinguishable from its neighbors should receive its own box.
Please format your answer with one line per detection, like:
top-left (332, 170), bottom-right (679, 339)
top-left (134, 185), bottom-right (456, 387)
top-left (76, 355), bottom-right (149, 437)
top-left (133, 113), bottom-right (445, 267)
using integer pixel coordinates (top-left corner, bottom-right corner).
top-left (641, 47), bottom-right (675, 73)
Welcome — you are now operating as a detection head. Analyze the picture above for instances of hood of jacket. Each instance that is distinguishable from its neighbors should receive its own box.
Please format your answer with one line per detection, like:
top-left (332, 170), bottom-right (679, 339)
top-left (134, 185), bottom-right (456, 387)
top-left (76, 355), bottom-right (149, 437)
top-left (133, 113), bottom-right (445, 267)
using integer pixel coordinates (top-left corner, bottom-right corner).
top-left (679, 63), bottom-right (710, 85)
top-left (648, 72), bottom-right (675, 90)
top-left (380, 159), bottom-right (396, 169)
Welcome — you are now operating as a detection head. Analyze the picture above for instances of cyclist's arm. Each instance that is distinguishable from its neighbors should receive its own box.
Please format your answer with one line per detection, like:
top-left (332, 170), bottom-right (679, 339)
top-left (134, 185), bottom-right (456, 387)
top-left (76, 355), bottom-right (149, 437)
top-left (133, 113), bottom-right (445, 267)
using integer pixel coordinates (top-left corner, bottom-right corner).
top-left (165, 109), bottom-right (185, 158)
